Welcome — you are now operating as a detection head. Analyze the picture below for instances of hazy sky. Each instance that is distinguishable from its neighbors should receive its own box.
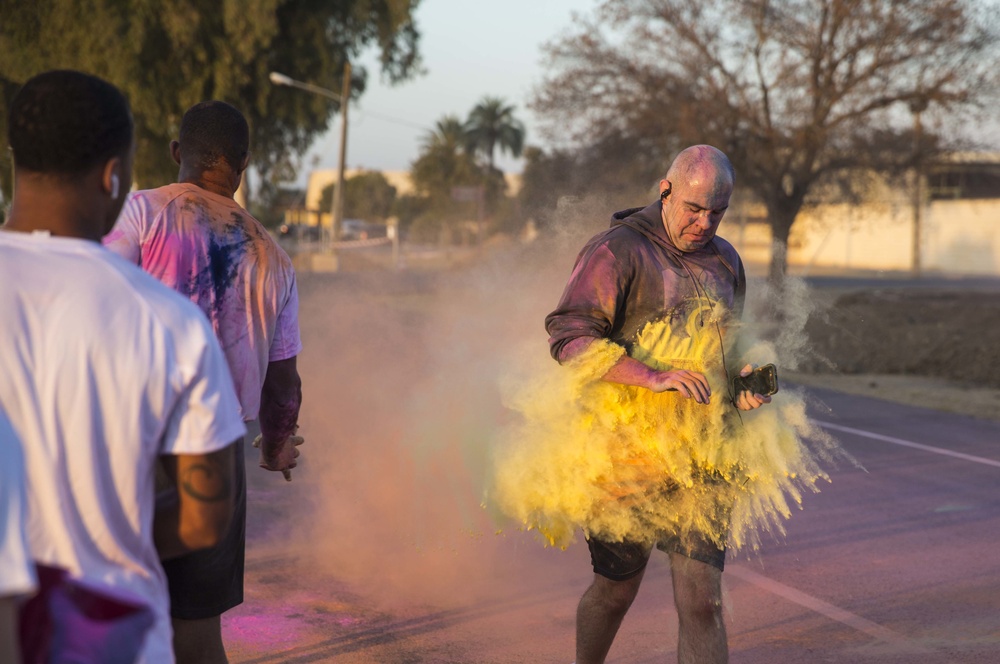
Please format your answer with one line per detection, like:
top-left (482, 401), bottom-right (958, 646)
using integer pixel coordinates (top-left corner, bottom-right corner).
top-left (291, 0), bottom-right (594, 184)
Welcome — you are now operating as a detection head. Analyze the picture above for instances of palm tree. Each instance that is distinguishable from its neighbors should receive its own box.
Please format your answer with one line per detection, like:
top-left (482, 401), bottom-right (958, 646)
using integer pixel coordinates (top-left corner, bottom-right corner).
top-left (411, 115), bottom-right (480, 198)
top-left (421, 115), bottom-right (469, 153)
top-left (464, 97), bottom-right (525, 171)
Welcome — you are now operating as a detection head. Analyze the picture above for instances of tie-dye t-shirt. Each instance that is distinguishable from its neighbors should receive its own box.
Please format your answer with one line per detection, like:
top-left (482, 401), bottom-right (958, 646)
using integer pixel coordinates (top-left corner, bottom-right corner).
top-left (105, 182), bottom-right (302, 421)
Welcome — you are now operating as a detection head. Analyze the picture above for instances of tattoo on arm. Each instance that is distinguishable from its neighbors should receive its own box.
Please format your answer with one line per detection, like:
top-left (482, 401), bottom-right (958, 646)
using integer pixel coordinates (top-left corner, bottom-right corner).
top-left (180, 461), bottom-right (231, 503)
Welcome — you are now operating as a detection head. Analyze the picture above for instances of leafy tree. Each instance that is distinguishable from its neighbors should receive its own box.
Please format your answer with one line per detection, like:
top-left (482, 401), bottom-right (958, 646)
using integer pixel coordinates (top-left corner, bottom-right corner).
top-left (518, 146), bottom-right (579, 227)
top-left (519, 136), bottom-right (663, 229)
top-left (408, 115), bottom-right (476, 239)
top-left (319, 170), bottom-right (397, 222)
top-left (533, 0), bottom-right (1000, 279)
top-left (0, 0), bottom-right (422, 203)
top-left (391, 193), bottom-right (430, 234)
top-left (408, 115), bottom-right (487, 242)
top-left (464, 96), bottom-right (525, 172)
top-left (411, 115), bottom-right (481, 198)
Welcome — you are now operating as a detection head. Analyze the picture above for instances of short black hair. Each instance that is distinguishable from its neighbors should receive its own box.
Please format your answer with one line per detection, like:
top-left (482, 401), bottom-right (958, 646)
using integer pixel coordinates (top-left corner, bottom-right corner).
top-left (178, 101), bottom-right (250, 172)
top-left (8, 70), bottom-right (133, 176)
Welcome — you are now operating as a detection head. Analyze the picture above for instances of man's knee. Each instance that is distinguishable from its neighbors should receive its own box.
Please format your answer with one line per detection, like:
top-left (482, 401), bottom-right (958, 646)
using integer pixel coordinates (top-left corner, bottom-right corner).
top-left (588, 572), bottom-right (645, 615)
top-left (676, 587), bottom-right (724, 627)
top-left (669, 554), bottom-right (724, 623)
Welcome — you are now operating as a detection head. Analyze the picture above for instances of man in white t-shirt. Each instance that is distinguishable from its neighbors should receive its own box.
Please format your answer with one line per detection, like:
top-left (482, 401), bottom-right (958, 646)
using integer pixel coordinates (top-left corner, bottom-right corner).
top-left (0, 70), bottom-right (244, 663)
top-left (0, 408), bottom-right (34, 664)
top-left (104, 100), bottom-right (303, 663)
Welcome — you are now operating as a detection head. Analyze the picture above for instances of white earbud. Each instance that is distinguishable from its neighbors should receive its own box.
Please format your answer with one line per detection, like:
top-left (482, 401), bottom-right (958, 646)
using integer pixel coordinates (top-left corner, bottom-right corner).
top-left (110, 174), bottom-right (120, 199)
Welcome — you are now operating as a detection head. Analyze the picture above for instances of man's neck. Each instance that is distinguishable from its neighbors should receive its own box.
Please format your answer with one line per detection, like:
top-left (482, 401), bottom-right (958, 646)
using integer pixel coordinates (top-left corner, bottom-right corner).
top-left (178, 169), bottom-right (237, 200)
top-left (3, 184), bottom-right (104, 242)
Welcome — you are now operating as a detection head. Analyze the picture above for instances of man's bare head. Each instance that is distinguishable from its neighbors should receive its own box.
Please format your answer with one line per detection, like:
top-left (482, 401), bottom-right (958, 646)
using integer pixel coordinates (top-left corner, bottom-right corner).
top-left (8, 70), bottom-right (133, 179)
top-left (663, 145), bottom-right (735, 193)
top-left (5, 70), bottom-right (134, 240)
top-left (171, 101), bottom-right (250, 198)
top-left (658, 145), bottom-right (735, 252)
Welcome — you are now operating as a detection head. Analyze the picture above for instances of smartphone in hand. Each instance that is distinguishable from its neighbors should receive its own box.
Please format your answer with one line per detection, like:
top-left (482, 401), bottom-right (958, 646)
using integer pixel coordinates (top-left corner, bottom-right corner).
top-left (732, 363), bottom-right (779, 397)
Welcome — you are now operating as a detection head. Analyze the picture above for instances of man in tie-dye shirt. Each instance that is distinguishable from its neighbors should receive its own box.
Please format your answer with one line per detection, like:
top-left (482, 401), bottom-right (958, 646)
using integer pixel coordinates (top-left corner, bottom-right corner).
top-left (104, 101), bottom-right (303, 664)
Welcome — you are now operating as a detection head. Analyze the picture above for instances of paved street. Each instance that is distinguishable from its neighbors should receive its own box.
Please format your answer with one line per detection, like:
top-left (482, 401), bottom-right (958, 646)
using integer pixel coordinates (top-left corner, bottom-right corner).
top-left (223, 381), bottom-right (1000, 663)
top-left (211, 265), bottom-right (1000, 663)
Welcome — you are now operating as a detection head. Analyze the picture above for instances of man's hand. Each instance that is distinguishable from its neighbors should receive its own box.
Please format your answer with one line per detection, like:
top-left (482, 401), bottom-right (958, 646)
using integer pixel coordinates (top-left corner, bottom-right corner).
top-left (253, 434), bottom-right (304, 482)
top-left (734, 363), bottom-right (772, 411)
top-left (646, 369), bottom-right (712, 404)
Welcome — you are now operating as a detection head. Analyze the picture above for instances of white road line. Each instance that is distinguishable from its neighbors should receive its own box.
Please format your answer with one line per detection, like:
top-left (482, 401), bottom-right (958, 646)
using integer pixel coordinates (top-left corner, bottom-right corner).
top-left (815, 420), bottom-right (1000, 469)
top-left (728, 565), bottom-right (929, 652)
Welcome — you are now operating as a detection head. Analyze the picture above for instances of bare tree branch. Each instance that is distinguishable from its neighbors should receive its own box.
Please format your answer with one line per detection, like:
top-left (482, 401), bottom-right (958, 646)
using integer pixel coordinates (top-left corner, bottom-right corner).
top-left (531, 0), bottom-right (1000, 278)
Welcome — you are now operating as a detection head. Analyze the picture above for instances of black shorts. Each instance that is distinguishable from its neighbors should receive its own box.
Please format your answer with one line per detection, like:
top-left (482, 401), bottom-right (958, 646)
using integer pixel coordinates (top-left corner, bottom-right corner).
top-left (587, 530), bottom-right (726, 581)
top-left (161, 436), bottom-right (247, 620)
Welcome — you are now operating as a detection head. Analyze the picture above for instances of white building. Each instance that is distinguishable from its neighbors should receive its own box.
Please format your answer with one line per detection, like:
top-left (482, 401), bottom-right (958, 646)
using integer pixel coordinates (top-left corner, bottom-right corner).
top-left (732, 153), bottom-right (1000, 276)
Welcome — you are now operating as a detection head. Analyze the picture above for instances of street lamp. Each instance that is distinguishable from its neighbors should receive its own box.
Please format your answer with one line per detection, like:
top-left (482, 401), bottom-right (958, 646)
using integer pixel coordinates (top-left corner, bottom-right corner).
top-left (269, 67), bottom-right (351, 251)
top-left (269, 71), bottom-right (343, 103)
top-left (268, 71), bottom-right (294, 87)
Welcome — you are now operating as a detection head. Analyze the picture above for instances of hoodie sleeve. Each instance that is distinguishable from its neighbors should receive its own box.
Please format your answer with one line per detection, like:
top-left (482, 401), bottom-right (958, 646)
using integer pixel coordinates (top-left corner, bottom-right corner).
top-left (545, 239), bottom-right (629, 362)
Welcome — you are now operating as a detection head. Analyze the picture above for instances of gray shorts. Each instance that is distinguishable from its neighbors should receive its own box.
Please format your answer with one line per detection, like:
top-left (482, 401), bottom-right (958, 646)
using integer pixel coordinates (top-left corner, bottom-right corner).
top-left (161, 435), bottom-right (247, 620)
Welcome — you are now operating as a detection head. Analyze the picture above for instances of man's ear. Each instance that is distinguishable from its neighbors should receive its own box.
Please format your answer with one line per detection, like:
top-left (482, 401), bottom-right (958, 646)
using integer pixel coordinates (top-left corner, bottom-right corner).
top-left (239, 152), bottom-right (251, 174)
top-left (102, 157), bottom-right (122, 198)
top-left (659, 179), bottom-right (672, 200)
top-left (169, 140), bottom-right (182, 166)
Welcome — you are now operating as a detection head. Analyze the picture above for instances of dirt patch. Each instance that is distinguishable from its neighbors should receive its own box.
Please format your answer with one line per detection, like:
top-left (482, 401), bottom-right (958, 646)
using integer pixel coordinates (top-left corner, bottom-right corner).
top-left (792, 287), bottom-right (1000, 422)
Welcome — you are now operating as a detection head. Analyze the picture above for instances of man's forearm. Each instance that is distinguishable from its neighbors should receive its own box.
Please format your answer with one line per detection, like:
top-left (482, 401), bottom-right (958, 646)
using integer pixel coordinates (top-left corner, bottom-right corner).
top-left (152, 497), bottom-right (186, 561)
top-left (259, 394), bottom-right (300, 442)
top-left (559, 336), bottom-right (711, 401)
top-left (259, 357), bottom-right (302, 443)
top-left (559, 336), bottom-right (657, 389)
top-left (154, 446), bottom-right (236, 559)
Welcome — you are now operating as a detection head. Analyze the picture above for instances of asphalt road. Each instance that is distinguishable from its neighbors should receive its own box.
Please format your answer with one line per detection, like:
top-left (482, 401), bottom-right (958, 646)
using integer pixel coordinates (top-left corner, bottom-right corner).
top-left (221, 383), bottom-right (1000, 664)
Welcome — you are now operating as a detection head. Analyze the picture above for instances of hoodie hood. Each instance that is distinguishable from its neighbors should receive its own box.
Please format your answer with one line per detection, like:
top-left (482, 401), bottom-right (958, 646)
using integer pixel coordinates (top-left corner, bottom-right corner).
top-left (610, 200), bottom-right (741, 284)
top-left (610, 202), bottom-right (671, 246)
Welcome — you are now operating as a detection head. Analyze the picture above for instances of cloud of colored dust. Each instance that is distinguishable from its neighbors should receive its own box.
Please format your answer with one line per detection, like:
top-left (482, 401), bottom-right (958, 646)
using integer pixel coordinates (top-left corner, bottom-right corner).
top-left (489, 239), bottom-right (853, 555)
top-left (287, 234), bottom-right (600, 609)
top-left (285, 198), bottom-right (850, 611)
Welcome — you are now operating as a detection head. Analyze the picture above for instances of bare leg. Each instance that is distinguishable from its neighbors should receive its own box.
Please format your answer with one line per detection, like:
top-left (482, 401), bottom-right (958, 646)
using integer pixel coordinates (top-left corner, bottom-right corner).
top-left (0, 597), bottom-right (21, 664)
top-left (172, 616), bottom-right (228, 664)
top-left (576, 568), bottom-right (646, 664)
top-left (669, 552), bottom-right (727, 664)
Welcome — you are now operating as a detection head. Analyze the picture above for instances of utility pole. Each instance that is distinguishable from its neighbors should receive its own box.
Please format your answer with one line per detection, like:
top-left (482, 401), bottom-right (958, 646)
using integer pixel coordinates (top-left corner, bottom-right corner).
top-left (330, 61), bottom-right (351, 251)
top-left (910, 97), bottom-right (928, 276)
top-left (268, 69), bottom-right (351, 261)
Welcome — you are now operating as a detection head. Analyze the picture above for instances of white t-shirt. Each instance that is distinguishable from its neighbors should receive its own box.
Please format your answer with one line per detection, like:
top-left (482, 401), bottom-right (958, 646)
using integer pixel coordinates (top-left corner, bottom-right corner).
top-left (0, 230), bottom-right (247, 664)
top-left (0, 407), bottom-right (34, 599)
top-left (104, 183), bottom-right (303, 420)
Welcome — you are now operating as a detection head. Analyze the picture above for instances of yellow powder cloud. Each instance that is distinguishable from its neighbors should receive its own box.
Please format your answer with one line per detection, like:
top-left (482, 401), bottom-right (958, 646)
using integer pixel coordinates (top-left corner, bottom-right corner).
top-left (490, 297), bottom-right (845, 554)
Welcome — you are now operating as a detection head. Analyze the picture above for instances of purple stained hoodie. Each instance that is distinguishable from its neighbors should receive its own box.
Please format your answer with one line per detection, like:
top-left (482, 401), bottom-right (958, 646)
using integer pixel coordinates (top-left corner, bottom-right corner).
top-left (546, 200), bottom-right (746, 362)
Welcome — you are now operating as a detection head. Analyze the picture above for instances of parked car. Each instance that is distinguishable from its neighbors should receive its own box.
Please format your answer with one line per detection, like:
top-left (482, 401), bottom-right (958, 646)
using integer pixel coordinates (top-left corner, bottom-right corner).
top-left (339, 219), bottom-right (387, 241)
top-left (278, 223), bottom-right (321, 242)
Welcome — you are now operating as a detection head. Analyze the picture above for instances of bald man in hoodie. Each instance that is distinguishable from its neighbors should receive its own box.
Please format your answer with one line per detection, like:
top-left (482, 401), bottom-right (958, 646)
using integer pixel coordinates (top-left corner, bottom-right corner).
top-left (545, 145), bottom-right (771, 664)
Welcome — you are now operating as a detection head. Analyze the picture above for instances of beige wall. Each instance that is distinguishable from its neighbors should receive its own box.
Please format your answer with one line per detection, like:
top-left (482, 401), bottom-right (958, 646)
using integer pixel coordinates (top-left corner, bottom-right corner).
top-left (924, 199), bottom-right (1000, 274)
top-left (305, 169), bottom-right (416, 212)
top-left (302, 168), bottom-right (523, 221)
top-left (728, 197), bottom-right (1000, 276)
top-left (787, 200), bottom-right (915, 271)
